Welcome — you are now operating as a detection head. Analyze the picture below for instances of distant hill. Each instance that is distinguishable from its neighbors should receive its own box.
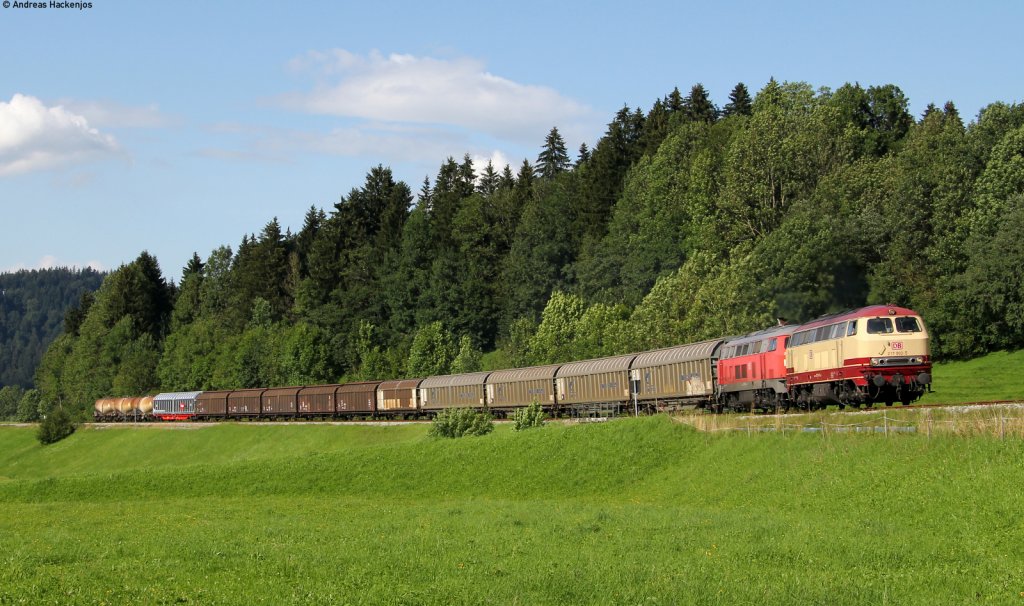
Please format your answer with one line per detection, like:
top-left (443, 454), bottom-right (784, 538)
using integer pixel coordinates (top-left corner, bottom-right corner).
top-left (0, 268), bottom-right (105, 388)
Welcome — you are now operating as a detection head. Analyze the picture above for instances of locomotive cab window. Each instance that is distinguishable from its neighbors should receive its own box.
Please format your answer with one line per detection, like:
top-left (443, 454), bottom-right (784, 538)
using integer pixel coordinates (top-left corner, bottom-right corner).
top-left (866, 318), bottom-right (894, 334)
top-left (896, 317), bottom-right (922, 333)
top-left (847, 321), bottom-right (857, 336)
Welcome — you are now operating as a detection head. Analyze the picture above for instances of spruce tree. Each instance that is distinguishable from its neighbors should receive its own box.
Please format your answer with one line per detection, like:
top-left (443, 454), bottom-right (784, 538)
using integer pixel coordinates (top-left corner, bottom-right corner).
top-left (576, 142), bottom-right (591, 166)
top-left (684, 83), bottom-right (718, 123)
top-left (723, 82), bottom-right (753, 117)
top-left (477, 160), bottom-right (500, 196)
top-left (535, 127), bottom-right (571, 178)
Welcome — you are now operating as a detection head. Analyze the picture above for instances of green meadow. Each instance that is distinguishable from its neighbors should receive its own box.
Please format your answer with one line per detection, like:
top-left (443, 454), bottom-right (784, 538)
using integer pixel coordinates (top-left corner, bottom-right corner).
top-left (2, 414), bottom-right (1024, 605)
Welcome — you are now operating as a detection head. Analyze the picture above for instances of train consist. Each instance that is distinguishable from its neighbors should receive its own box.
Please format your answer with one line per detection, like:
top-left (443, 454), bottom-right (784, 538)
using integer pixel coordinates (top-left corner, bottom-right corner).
top-left (94, 304), bottom-right (933, 421)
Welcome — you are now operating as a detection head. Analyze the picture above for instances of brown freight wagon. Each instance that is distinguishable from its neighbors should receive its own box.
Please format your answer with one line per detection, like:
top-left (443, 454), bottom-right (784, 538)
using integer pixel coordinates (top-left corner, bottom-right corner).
top-left (419, 372), bottom-right (490, 411)
top-left (486, 365), bottom-right (560, 410)
top-left (228, 388), bottom-right (266, 417)
top-left (337, 381), bottom-right (380, 414)
top-left (630, 340), bottom-right (723, 407)
top-left (556, 353), bottom-right (638, 406)
top-left (376, 379), bottom-right (421, 413)
top-left (263, 386), bottom-right (302, 416)
top-left (297, 385), bottom-right (338, 416)
top-left (196, 390), bottom-right (231, 418)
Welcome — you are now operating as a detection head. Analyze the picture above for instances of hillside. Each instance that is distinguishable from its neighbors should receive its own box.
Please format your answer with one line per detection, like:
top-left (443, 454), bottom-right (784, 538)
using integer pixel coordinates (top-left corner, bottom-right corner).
top-left (0, 268), bottom-right (104, 390)
top-left (29, 86), bottom-right (1024, 418)
top-left (1, 416), bottom-right (1022, 604)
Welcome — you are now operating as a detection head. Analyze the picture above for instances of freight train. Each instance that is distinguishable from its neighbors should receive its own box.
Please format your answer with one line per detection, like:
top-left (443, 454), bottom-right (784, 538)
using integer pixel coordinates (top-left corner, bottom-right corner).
top-left (94, 304), bottom-right (933, 421)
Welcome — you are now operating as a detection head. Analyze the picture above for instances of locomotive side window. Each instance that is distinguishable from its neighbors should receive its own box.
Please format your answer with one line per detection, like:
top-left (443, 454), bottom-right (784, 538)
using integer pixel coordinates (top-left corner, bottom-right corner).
top-left (767, 338), bottom-right (777, 352)
top-left (866, 318), bottom-right (894, 334)
top-left (896, 317), bottom-right (922, 333)
top-left (847, 321), bottom-right (857, 336)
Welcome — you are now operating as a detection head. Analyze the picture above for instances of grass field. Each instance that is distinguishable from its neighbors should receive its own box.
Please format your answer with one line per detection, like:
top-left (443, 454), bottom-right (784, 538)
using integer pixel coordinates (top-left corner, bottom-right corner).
top-left (2, 414), bottom-right (1024, 605)
top-left (919, 349), bottom-right (1024, 405)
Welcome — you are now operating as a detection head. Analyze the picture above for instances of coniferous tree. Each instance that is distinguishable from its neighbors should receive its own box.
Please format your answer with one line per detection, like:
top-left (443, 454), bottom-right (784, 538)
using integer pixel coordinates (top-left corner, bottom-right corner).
top-left (684, 83), bottom-right (718, 123)
top-left (576, 143), bottom-right (590, 166)
top-left (722, 82), bottom-right (753, 117)
top-left (477, 160), bottom-right (500, 196)
top-left (535, 127), bottom-right (571, 178)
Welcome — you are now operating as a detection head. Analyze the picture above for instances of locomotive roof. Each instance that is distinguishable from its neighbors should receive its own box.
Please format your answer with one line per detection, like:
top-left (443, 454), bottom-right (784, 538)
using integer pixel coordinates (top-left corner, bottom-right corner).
top-left (721, 324), bottom-right (796, 346)
top-left (795, 304), bottom-right (921, 331)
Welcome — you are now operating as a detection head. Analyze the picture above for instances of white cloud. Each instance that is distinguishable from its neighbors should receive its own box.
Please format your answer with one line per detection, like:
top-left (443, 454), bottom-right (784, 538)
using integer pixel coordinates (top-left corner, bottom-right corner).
top-left (55, 99), bottom-right (174, 129)
top-left (4, 255), bottom-right (105, 273)
top-left (281, 50), bottom-right (594, 144)
top-left (0, 94), bottom-right (118, 176)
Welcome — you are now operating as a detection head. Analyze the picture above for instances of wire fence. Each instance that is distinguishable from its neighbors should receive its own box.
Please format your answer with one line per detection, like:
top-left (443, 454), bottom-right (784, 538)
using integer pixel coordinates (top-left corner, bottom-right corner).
top-left (675, 403), bottom-right (1024, 439)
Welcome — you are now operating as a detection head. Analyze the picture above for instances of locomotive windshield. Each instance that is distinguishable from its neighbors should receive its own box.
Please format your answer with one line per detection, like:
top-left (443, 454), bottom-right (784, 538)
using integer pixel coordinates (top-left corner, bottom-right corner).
top-left (895, 316), bottom-right (922, 333)
top-left (866, 318), bottom-right (894, 334)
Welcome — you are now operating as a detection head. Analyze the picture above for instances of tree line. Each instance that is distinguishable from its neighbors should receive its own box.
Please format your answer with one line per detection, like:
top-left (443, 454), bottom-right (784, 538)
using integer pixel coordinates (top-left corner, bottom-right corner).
top-left (22, 79), bottom-right (1024, 420)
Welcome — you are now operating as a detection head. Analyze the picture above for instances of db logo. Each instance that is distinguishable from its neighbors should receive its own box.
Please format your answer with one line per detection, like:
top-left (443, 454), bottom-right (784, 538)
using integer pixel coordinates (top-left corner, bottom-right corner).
top-left (890, 342), bottom-right (904, 350)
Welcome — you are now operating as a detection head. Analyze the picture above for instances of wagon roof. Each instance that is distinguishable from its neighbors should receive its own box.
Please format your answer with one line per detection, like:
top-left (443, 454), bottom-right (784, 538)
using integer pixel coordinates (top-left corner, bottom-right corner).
top-left (299, 384), bottom-right (341, 396)
top-left (153, 391), bottom-right (202, 402)
top-left (487, 364), bottom-right (561, 383)
top-left (556, 353), bottom-right (637, 377)
top-left (378, 379), bottom-right (423, 390)
top-left (630, 339), bottom-right (723, 367)
top-left (264, 386), bottom-right (303, 396)
top-left (197, 390), bottom-right (232, 399)
top-left (337, 381), bottom-right (383, 392)
top-left (419, 372), bottom-right (491, 389)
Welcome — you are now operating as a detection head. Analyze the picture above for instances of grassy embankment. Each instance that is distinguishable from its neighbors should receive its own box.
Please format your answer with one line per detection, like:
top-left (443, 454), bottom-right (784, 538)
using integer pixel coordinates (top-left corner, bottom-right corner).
top-left (2, 414), bottom-right (1024, 605)
top-left (918, 348), bottom-right (1024, 404)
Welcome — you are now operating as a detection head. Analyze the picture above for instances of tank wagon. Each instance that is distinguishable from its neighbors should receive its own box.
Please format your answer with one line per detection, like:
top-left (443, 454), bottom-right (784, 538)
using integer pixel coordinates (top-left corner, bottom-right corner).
top-left (95, 305), bottom-right (933, 421)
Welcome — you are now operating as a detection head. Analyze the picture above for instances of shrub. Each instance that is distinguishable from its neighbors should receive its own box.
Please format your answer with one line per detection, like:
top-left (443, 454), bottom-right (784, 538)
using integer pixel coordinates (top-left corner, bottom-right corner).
top-left (37, 406), bottom-right (77, 445)
top-left (429, 407), bottom-right (494, 438)
top-left (512, 401), bottom-right (546, 431)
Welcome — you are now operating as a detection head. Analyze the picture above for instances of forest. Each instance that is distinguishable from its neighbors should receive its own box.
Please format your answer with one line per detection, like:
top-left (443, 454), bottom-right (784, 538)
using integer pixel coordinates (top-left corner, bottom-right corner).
top-left (17, 78), bottom-right (1024, 420)
top-left (0, 267), bottom-right (104, 420)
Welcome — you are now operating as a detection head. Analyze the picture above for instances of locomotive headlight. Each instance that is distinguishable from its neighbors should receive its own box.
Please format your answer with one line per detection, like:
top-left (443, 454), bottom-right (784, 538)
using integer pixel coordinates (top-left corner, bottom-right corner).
top-left (910, 356), bottom-right (923, 364)
top-left (870, 357), bottom-right (881, 366)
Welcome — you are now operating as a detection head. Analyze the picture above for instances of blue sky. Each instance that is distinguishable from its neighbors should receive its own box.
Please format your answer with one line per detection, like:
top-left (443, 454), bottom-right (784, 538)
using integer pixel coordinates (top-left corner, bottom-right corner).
top-left (1, 0), bottom-right (1021, 281)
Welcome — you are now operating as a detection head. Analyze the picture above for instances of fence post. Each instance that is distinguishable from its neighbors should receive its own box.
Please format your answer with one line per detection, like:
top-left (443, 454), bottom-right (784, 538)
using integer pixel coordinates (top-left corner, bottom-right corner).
top-left (884, 412), bottom-right (889, 437)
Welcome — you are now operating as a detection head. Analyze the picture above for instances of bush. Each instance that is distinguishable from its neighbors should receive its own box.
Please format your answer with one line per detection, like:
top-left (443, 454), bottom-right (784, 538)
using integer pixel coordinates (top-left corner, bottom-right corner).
top-left (512, 401), bottom-right (546, 431)
top-left (37, 406), bottom-right (77, 445)
top-left (429, 407), bottom-right (494, 438)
